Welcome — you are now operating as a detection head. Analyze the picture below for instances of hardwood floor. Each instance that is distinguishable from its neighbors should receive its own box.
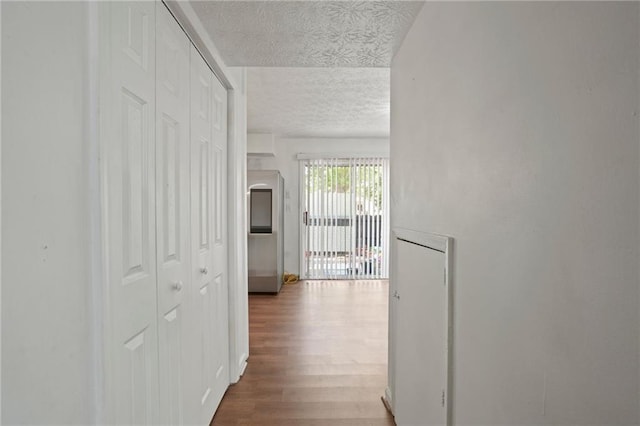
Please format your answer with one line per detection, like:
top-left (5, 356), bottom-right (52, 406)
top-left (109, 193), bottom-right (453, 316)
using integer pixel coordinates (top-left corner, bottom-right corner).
top-left (211, 280), bottom-right (395, 426)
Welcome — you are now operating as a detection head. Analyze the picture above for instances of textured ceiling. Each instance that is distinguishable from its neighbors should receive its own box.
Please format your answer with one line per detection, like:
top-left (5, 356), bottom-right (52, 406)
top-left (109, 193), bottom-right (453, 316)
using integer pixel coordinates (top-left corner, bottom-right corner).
top-left (190, 1), bottom-right (421, 137)
top-left (247, 67), bottom-right (390, 137)
top-left (190, 1), bottom-right (424, 67)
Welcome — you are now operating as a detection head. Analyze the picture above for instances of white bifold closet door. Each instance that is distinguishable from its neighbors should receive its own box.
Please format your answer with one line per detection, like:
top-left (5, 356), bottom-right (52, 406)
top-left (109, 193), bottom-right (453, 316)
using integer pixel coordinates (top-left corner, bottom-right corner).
top-left (104, 2), bottom-right (160, 424)
top-left (156, 5), bottom-right (191, 425)
top-left (190, 44), bottom-right (230, 423)
top-left (103, 2), bottom-right (229, 424)
top-left (210, 52), bottom-right (230, 417)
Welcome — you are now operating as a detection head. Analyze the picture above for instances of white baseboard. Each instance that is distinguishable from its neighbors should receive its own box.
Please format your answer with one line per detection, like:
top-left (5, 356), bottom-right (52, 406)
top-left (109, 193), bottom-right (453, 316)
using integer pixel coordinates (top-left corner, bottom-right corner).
top-left (238, 353), bottom-right (248, 377)
top-left (383, 387), bottom-right (394, 415)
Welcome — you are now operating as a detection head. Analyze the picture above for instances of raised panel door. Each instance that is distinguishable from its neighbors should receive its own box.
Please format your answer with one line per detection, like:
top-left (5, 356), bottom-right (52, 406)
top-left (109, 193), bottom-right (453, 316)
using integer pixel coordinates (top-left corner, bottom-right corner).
top-left (155, 4), bottom-right (191, 425)
top-left (210, 75), bottom-right (229, 412)
top-left (190, 46), bottom-right (218, 423)
top-left (104, 2), bottom-right (159, 424)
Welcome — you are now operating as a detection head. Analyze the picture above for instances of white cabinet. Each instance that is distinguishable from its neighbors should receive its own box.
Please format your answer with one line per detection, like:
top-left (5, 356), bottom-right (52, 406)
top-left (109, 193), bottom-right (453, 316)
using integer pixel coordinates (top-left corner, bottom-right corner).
top-left (100, 2), bottom-right (229, 424)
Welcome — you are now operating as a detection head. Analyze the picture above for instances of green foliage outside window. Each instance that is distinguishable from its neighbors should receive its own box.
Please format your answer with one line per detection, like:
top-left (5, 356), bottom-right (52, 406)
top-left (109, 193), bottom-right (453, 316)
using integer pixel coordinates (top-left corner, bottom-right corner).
top-left (305, 163), bottom-right (384, 211)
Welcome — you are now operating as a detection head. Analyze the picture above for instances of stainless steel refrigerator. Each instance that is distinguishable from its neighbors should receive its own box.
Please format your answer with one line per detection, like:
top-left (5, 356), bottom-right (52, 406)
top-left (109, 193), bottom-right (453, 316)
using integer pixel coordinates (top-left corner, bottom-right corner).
top-left (247, 170), bottom-right (284, 293)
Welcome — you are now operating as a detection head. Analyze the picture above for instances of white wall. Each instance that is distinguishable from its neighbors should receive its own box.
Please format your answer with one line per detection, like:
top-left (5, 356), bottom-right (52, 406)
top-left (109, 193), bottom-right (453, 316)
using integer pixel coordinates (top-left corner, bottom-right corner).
top-left (248, 137), bottom-right (389, 275)
top-left (226, 67), bottom-right (249, 381)
top-left (391, 2), bottom-right (639, 424)
top-left (2, 2), bottom-right (94, 423)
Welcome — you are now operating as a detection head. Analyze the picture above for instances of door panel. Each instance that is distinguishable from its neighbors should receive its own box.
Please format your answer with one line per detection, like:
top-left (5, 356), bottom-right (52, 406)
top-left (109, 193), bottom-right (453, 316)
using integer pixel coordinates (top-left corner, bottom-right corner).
top-left (160, 307), bottom-right (184, 425)
top-left (199, 140), bottom-right (211, 249)
top-left (394, 240), bottom-right (447, 426)
top-left (210, 72), bottom-right (229, 413)
top-left (156, 4), bottom-right (190, 425)
top-left (190, 46), bottom-right (217, 423)
top-left (191, 49), bottom-right (212, 288)
top-left (199, 282), bottom-right (214, 407)
top-left (121, 89), bottom-right (150, 282)
top-left (190, 46), bottom-right (229, 424)
top-left (119, 329), bottom-right (152, 425)
top-left (213, 146), bottom-right (223, 245)
top-left (106, 2), bottom-right (159, 424)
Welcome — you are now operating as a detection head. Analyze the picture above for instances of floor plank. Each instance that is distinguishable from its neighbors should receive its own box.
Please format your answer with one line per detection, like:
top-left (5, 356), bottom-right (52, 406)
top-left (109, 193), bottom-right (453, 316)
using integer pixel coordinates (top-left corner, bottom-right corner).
top-left (211, 280), bottom-right (394, 426)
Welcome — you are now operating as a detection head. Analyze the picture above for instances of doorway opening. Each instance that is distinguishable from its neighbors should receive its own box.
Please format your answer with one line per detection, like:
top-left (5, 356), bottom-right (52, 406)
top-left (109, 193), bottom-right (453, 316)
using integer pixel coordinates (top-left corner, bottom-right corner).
top-left (300, 156), bottom-right (390, 280)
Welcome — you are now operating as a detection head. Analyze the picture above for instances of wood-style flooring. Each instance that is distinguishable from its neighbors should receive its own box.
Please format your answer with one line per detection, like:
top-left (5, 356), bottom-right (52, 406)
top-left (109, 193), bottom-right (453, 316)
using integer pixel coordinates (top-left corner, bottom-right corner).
top-left (211, 280), bottom-right (394, 426)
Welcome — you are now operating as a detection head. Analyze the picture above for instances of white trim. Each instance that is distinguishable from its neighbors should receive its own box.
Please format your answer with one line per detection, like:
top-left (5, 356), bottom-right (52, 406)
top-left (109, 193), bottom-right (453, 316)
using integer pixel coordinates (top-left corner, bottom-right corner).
top-left (162, 0), bottom-right (237, 90)
top-left (97, 3), bottom-right (115, 421)
top-left (389, 228), bottom-right (454, 426)
top-left (384, 387), bottom-right (394, 414)
top-left (0, 2), bottom-right (3, 419)
top-left (226, 82), bottom-right (241, 383)
top-left (225, 68), bottom-right (249, 384)
top-left (87, 2), bottom-right (105, 422)
top-left (298, 161), bottom-right (306, 278)
top-left (393, 227), bottom-right (450, 253)
top-left (296, 152), bottom-right (389, 160)
top-left (388, 235), bottom-right (398, 425)
top-left (238, 355), bottom-right (248, 377)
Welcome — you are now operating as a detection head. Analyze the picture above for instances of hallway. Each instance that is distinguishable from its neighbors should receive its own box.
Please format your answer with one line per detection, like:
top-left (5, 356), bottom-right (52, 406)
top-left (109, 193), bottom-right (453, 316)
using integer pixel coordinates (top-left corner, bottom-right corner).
top-left (211, 280), bottom-right (394, 425)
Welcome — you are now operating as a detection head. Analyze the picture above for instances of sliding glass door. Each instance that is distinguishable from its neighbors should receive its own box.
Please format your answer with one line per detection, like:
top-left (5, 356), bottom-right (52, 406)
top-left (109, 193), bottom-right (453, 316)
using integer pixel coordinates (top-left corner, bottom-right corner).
top-left (300, 157), bottom-right (389, 279)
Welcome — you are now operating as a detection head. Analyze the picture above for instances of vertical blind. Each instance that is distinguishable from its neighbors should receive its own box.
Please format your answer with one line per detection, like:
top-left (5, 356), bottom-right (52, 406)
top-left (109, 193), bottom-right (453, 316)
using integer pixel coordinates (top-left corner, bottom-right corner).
top-left (300, 157), bottom-right (390, 279)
